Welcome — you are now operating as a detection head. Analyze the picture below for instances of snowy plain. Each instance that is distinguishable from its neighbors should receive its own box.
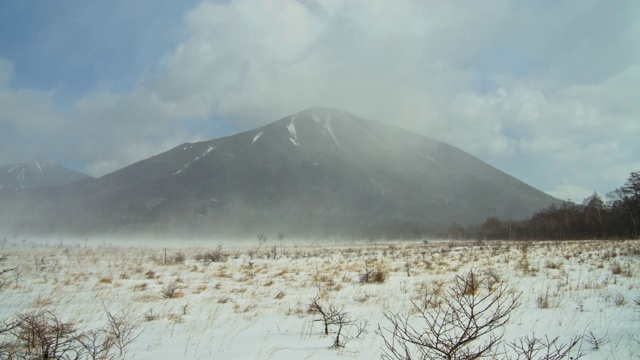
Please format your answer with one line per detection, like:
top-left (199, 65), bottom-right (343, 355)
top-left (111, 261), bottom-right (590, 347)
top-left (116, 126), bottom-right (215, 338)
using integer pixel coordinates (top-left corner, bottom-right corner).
top-left (1, 237), bottom-right (639, 359)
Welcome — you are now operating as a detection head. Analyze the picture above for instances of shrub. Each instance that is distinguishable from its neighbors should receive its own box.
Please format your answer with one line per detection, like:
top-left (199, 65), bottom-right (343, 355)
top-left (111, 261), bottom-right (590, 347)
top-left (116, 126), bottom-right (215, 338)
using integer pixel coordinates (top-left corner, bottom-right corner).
top-left (381, 270), bottom-right (521, 359)
top-left (199, 244), bottom-right (227, 264)
top-left (173, 252), bottom-right (186, 264)
top-left (610, 261), bottom-right (623, 275)
top-left (0, 254), bottom-right (16, 291)
top-left (536, 291), bottom-right (551, 309)
top-left (308, 297), bottom-right (359, 348)
top-left (545, 260), bottom-right (561, 269)
top-left (359, 266), bottom-right (387, 284)
top-left (160, 281), bottom-right (181, 299)
top-left (103, 310), bottom-right (142, 357)
top-left (584, 329), bottom-right (607, 350)
top-left (0, 309), bottom-right (142, 360)
top-left (4, 311), bottom-right (80, 359)
top-left (78, 310), bottom-right (142, 359)
top-left (508, 334), bottom-right (583, 359)
top-left (613, 293), bottom-right (627, 306)
top-left (143, 309), bottom-right (159, 322)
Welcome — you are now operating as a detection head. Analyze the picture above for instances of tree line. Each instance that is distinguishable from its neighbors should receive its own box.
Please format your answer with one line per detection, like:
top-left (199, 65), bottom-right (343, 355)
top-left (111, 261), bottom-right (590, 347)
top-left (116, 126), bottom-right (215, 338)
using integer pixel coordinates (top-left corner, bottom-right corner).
top-left (447, 171), bottom-right (640, 240)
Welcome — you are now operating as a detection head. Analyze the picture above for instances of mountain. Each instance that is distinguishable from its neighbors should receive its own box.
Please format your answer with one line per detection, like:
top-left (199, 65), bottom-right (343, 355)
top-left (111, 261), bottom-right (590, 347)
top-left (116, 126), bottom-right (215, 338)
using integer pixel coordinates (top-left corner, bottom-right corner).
top-left (0, 159), bottom-right (91, 193)
top-left (0, 108), bottom-right (559, 238)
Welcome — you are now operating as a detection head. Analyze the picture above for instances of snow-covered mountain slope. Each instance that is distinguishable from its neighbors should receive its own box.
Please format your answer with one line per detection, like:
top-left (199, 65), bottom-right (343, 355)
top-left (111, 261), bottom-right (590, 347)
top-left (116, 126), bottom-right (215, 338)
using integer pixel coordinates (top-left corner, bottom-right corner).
top-left (0, 108), bottom-right (559, 237)
top-left (0, 159), bottom-right (91, 192)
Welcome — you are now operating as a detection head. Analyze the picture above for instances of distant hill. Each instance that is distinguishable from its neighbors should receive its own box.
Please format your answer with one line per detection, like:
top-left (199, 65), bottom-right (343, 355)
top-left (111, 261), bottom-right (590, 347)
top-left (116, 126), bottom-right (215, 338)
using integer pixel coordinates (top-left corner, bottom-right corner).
top-left (0, 108), bottom-right (559, 238)
top-left (0, 160), bottom-right (91, 192)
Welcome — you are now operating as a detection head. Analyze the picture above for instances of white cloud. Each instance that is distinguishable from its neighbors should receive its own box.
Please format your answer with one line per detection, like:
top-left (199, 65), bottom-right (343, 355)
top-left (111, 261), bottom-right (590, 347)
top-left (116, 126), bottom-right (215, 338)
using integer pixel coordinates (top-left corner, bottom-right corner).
top-left (547, 184), bottom-right (594, 203)
top-left (603, 162), bottom-right (640, 184)
top-left (85, 160), bottom-right (121, 178)
top-left (0, 0), bottom-right (638, 198)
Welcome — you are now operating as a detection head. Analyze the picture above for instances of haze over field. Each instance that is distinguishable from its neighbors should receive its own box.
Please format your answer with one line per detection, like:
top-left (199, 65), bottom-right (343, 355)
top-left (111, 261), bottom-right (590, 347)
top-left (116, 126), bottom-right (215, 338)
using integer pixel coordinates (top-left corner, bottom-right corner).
top-left (1, 0), bottom-right (638, 202)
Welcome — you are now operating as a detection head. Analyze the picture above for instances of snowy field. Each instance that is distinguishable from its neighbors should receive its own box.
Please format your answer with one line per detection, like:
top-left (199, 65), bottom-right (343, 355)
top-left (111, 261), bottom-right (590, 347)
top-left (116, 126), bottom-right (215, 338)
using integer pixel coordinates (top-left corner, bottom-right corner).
top-left (1, 238), bottom-right (639, 359)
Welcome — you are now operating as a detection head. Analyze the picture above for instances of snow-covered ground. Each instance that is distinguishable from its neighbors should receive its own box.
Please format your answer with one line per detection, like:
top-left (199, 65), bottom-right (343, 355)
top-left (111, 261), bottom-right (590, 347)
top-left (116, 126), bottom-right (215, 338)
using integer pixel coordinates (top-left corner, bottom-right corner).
top-left (1, 238), bottom-right (639, 359)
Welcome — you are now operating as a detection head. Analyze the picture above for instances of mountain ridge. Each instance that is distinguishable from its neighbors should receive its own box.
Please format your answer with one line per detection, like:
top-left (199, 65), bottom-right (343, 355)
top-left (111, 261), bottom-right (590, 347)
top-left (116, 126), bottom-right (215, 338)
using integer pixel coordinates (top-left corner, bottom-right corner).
top-left (0, 108), bottom-right (560, 238)
top-left (0, 159), bottom-right (92, 193)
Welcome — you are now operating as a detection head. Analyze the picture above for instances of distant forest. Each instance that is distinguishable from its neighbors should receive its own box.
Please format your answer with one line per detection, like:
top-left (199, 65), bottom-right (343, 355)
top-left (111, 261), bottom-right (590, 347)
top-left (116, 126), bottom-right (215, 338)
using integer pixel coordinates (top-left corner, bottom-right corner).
top-left (447, 171), bottom-right (640, 240)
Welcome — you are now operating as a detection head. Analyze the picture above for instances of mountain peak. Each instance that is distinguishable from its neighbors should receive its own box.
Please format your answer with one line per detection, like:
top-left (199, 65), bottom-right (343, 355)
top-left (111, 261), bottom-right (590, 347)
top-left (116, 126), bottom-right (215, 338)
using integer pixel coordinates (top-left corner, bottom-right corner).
top-left (0, 160), bottom-right (91, 192)
top-left (294, 106), bottom-right (348, 116)
top-left (0, 109), bottom-right (559, 237)
top-left (293, 107), bottom-right (355, 124)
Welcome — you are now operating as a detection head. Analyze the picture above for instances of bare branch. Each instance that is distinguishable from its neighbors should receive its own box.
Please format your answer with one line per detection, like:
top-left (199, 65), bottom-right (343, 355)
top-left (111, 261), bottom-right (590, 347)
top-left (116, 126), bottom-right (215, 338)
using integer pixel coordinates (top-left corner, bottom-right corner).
top-left (381, 270), bottom-right (521, 359)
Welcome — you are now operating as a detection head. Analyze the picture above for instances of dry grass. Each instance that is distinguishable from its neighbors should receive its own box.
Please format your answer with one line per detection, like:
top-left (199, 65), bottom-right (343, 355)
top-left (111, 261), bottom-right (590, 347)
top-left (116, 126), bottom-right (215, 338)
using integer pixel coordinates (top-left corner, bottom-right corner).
top-left (0, 238), bottom-right (638, 358)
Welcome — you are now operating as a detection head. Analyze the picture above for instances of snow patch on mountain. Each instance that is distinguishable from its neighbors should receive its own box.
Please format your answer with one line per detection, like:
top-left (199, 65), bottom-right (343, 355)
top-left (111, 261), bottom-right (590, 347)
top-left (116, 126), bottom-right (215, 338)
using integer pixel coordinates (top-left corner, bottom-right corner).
top-left (17, 169), bottom-right (25, 189)
top-left (415, 151), bottom-right (437, 163)
top-left (287, 118), bottom-right (299, 146)
top-left (416, 151), bottom-right (443, 169)
top-left (308, 109), bottom-right (341, 148)
top-left (322, 118), bottom-right (341, 148)
top-left (172, 146), bottom-right (216, 176)
top-left (252, 131), bottom-right (263, 144)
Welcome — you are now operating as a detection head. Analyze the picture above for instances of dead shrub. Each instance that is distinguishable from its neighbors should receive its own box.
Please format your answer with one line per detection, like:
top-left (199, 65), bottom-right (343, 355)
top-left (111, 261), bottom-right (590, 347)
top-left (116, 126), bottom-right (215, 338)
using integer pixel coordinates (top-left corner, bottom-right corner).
top-left (360, 266), bottom-right (387, 284)
top-left (308, 297), bottom-right (358, 348)
top-left (613, 293), bottom-right (627, 306)
top-left (98, 277), bottom-right (113, 284)
top-left (5, 311), bottom-right (80, 359)
top-left (545, 260), bottom-right (562, 269)
top-left (0, 254), bottom-right (16, 291)
top-left (143, 309), bottom-right (159, 322)
top-left (610, 261), bottom-right (623, 275)
top-left (132, 283), bottom-right (148, 291)
top-left (508, 334), bottom-right (584, 359)
top-left (536, 291), bottom-right (551, 309)
top-left (160, 281), bottom-right (181, 299)
top-left (0, 309), bottom-right (139, 360)
top-left (198, 245), bottom-right (227, 264)
top-left (173, 252), bottom-right (186, 264)
top-left (381, 270), bottom-right (521, 359)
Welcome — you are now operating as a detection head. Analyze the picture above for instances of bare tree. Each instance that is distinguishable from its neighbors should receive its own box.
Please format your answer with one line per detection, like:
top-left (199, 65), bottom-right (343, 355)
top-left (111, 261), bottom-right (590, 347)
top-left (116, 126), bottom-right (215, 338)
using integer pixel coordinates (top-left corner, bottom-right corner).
top-left (309, 297), bottom-right (340, 336)
top-left (380, 270), bottom-right (521, 360)
top-left (308, 297), bottom-right (361, 348)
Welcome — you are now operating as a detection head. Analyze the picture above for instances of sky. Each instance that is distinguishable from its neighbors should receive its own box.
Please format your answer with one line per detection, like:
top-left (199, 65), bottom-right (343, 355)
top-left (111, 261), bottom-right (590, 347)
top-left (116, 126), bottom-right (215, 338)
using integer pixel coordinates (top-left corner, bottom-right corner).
top-left (0, 0), bottom-right (638, 202)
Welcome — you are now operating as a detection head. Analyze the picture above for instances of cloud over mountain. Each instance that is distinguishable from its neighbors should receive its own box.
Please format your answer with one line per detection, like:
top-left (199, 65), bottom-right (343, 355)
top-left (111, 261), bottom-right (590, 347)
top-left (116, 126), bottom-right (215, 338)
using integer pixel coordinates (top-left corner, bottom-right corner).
top-left (0, 0), bottom-right (638, 201)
